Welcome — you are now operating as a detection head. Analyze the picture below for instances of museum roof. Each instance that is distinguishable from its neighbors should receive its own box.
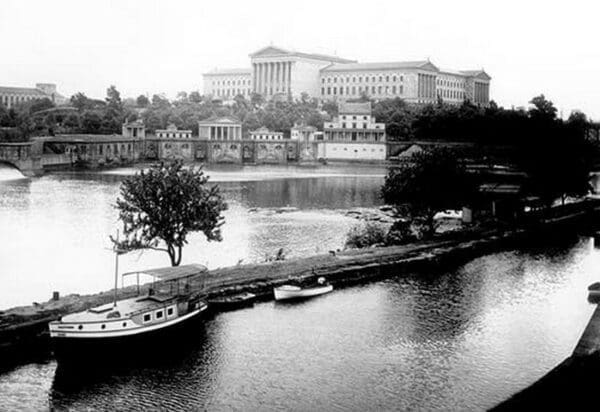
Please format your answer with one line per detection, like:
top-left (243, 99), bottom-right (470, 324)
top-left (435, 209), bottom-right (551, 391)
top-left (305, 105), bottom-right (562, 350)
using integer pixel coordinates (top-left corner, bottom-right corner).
top-left (321, 60), bottom-right (438, 73)
top-left (250, 46), bottom-right (355, 64)
top-left (203, 68), bottom-right (252, 76)
top-left (0, 86), bottom-right (48, 95)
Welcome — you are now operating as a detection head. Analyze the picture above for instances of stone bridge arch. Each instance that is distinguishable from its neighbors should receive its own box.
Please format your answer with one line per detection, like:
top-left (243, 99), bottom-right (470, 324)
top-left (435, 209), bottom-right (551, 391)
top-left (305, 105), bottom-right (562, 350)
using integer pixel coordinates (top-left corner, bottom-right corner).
top-left (0, 141), bottom-right (44, 176)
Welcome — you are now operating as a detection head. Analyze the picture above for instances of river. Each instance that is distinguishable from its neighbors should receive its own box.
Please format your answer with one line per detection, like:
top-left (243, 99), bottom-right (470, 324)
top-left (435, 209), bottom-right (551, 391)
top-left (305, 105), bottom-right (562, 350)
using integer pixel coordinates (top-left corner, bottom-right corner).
top-left (0, 163), bottom-right (385, 309)
top-left (0, 164), bottom-right (598, 410)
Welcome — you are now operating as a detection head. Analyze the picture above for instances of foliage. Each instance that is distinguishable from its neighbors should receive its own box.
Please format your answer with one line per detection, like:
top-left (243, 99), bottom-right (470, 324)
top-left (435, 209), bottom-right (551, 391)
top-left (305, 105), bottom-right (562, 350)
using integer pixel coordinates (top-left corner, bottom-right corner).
top-left (112, 161), bottom-right (228, 266)
top-left (381, 148), bottom-right (476, 237)
top-left (384, 220), bottom-right (416, 245)
top-left (345, 222), bottom-right (387, 249)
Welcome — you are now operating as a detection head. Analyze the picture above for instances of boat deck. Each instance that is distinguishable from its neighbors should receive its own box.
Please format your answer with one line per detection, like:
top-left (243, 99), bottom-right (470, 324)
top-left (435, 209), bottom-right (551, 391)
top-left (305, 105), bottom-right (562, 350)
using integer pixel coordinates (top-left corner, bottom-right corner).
top-left (61, 294), bottom-right (176, 322)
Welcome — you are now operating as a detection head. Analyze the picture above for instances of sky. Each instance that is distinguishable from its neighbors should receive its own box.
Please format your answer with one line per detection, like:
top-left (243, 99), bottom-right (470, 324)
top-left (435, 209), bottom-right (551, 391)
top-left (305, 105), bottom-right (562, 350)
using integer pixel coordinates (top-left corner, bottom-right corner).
top-left (1, 0), bottom-right (599, 119)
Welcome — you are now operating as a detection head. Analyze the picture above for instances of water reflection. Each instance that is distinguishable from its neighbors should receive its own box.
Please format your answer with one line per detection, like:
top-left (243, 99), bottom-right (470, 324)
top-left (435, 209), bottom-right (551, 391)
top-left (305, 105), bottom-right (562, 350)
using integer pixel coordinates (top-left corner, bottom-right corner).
top-left (0, 166), bottom-right (385, 309)
top-left (0, 238), bottom-right (597, 410)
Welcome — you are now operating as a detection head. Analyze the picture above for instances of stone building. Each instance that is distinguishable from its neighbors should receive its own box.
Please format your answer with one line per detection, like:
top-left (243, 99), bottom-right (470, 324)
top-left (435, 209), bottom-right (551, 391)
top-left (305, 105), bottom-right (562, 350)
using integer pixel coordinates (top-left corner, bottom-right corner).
top-left (249, 127), bottom-right (285, 140)
top-left (0, 83), bottom-right (66, 109)
top-left (122, 120), bottom-right (146, 139)
top-left (320, 62), bottom-right (491, 105)
top-left (318, 102), bottom-right (387, 161)
top-left (198, 116), bottom-right (243, 140)
top-left (202, 68), bottom-right (252, 100)
top-left (202, 45), bottom-right (491, 105)
top-left (156, 124), bottom-right (192, 139)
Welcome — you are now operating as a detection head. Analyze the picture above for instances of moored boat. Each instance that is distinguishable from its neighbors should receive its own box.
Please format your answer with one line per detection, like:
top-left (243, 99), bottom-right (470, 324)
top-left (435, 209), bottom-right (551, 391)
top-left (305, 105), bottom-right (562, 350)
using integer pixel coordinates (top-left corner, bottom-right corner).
top-left (208, 292), bottom-right (257, 311)
top-left (48, 264), bottom-right (209, 363)
top-left (588, 282), bottom-right (600, 298)
top-left (274, 277), bottom-right (333, 301)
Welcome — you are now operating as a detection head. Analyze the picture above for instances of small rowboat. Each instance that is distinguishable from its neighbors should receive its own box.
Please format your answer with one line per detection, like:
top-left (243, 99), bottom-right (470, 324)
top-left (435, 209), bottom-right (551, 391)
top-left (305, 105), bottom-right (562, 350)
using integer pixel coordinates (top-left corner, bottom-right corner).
top-left (208, 292), bottom-right (257, 311)
top-left (274, 277), bottom-right (333, 301)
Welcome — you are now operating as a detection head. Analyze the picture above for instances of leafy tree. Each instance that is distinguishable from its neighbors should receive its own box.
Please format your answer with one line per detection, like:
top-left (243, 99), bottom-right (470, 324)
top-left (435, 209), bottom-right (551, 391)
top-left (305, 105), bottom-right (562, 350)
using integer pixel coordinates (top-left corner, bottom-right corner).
top-left (189, 91), bottom-right (202, 103)
top-left (381, 148), bottom-right (476, 236)
top-left (106, 85), bottom-right (123, 112)
top-left (81, 111), bottom-right (102, 133)
top-left (136, 95), bottom-right (149, 108)
top-left (250, 92), bottom-right (264, 107)
top-left (112, 161), bottom-right (228, 266)
top-left (528, 94), bottom-right (557, 121)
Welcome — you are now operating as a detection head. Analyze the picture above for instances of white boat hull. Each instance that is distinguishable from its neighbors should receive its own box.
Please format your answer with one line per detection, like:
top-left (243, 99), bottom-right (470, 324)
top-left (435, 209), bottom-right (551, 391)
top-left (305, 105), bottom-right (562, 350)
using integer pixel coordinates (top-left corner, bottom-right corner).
top-left (274, 284), bottom-right (333, 301)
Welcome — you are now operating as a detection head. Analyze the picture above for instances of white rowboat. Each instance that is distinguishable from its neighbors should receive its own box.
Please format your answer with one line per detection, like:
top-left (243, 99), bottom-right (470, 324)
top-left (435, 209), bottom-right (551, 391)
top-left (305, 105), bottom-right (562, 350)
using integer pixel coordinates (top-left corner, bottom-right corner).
top-left (274, 283), bottom-right (333, 301)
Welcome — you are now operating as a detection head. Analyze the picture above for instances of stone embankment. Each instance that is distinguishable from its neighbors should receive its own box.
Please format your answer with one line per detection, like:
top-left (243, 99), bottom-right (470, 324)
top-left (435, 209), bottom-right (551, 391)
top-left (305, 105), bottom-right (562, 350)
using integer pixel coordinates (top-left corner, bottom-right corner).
top-left (0, 226), bottom-right (521, 363)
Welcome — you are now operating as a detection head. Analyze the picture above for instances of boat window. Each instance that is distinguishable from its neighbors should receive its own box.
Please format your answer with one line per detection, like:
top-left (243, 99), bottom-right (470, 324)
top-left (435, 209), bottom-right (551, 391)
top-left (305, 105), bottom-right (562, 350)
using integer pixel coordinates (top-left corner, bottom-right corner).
top-left (156, 310), bottom-right (164, 319)
top-left (167, 307), bottom-right (174, 316)
top-left (143, 313), bottom-right (151, 323)
top-left (101, 324), bottom-right (106, 329)
top-left (122, 322), bottom-right (127, 327)
top-left (78, 325), bottom-right (83, 330)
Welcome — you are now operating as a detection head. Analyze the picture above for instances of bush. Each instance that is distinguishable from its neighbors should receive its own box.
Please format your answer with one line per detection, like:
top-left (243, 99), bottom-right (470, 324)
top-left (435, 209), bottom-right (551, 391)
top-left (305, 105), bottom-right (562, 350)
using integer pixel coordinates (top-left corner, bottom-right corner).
top-left (385, 220), bottom-right (416, 245)
top-left (345, 223), bottom-right (387, 249)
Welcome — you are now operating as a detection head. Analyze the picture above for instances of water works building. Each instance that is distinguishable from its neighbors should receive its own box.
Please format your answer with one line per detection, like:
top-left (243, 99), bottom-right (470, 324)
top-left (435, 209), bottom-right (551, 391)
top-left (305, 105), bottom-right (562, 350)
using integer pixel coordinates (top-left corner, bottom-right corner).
top-left (202, 45), bottom-right (491, 105)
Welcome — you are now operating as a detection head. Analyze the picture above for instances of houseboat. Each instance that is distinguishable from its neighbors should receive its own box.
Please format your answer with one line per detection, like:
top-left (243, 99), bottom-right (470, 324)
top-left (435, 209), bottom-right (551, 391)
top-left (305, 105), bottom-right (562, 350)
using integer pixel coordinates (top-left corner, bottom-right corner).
top-left (48, 264), bottom-right (209, 362)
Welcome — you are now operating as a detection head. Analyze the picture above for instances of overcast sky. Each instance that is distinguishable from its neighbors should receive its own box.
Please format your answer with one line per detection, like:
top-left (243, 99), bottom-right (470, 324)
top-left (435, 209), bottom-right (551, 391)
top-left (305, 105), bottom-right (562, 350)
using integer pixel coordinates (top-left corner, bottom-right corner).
top-left (1, 0), bottom-right (598, 119)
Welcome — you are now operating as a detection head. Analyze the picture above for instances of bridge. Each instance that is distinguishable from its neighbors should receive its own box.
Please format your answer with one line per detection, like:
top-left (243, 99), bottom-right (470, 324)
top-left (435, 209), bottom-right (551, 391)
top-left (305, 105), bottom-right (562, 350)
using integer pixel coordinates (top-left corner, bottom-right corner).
top-left (0, 141), bottom-right (44, 176)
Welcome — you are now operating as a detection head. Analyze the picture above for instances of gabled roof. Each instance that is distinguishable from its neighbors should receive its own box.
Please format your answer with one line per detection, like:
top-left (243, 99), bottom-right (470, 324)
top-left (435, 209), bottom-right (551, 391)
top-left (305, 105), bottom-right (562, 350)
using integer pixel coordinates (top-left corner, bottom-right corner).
top-left (203, 68), bottom-right (252, 76)
top-left (198, 115), bottom-right (241, 125)
top-left (460, 70), bottom-right (492, 80)
top-left (321, 60), bottom-right (439, 73)
top-left (250, 45), bottom-right (355, 64)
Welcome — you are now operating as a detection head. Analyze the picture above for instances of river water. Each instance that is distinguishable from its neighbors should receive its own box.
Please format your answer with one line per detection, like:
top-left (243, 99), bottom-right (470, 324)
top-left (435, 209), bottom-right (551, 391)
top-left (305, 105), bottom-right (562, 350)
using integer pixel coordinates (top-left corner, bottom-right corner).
top-left (0, 164), bottom-right (598, 410)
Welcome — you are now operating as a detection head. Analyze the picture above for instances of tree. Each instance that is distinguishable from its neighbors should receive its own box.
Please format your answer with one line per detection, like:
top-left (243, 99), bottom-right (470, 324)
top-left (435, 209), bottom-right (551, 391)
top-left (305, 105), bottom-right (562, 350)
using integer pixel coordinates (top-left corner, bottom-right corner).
top-left (112, 161), bottom-right (228, 266)
top-left (528, 94), bottom-right (557, 121)
top-left (136, 95), bottom-right (149, 108)
top-left (381, 148), bottom-right (476, 236)
top-left (106, 85), bottom-right (123, 112)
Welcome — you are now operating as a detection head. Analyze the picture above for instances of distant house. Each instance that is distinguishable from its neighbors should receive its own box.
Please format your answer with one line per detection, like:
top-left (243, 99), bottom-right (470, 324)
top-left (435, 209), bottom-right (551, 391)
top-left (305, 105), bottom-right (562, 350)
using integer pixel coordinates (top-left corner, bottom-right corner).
top-left (156, 124), bottom-right (193, 139)
top-left (0, 83), bottom-right (66, 109)
top-left (249, 127), bottom-right (284, 141)
top-left (318, 102), bottom-right (387, 161)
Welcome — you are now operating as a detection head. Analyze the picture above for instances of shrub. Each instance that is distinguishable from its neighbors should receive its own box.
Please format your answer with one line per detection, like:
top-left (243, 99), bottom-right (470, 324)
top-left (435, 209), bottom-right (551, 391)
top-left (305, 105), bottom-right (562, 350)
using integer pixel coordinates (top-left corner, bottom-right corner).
top-left (385, 220), bottom-right (416, 245)
top-left (345, 223), bottom-right (387, 249)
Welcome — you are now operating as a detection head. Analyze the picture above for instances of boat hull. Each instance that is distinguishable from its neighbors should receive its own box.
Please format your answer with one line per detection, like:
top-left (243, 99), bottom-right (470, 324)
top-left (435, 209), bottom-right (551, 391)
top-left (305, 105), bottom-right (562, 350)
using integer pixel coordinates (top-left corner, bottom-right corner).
top-left (274, 285), bottom-right (333, 301)
top-left (51, 306), bottom-right (207, 364)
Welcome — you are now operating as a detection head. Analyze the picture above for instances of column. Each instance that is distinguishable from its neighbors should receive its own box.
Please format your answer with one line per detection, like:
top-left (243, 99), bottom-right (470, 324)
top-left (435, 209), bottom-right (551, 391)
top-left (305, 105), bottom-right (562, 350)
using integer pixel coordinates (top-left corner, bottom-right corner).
top-left (252, 63), bottom-right (257, 94)
top-left (287, 62), bottom-right (292, 95)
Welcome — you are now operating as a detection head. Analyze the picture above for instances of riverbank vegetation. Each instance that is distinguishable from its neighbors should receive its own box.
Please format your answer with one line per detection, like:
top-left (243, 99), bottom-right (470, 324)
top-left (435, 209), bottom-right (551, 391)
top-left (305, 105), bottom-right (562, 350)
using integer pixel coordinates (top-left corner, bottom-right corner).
top-left (1, 85), bottom-right (596, 147)
top-left (111, 161), bottom-right (228, 266)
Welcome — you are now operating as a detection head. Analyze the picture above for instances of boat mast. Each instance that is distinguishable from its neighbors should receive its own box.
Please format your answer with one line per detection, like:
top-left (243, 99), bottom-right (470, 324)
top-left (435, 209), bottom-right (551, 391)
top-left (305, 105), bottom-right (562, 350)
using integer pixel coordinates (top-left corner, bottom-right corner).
top-left (113, 230), bottom-right (120, 307)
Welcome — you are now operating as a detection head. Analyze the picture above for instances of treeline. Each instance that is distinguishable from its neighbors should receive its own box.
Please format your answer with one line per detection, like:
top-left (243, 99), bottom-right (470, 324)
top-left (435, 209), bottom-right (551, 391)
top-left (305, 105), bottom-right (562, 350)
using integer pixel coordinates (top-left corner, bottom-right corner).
top-left (0, 86), bottom-right (596, 148)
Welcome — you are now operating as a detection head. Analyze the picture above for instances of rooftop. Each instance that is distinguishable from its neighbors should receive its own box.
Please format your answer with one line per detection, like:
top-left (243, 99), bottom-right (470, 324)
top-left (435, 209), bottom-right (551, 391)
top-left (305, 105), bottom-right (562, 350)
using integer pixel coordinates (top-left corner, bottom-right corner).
top-left (250, 45), bottom-right (355, 64)
top-left (338, 102), bottom-right (372, 115)
top-left (122, 264), bottom-right (208, 282)
top-left (203, 68), bottom-right (252, 76)
top-left (198, 115), bottom-right (242, 125)
top-left (321, 60), bottom-right (438, 73)
top-left (42, 134), bottom-right (142, 143)
top-left (0, 86), bottom-right (48, 96)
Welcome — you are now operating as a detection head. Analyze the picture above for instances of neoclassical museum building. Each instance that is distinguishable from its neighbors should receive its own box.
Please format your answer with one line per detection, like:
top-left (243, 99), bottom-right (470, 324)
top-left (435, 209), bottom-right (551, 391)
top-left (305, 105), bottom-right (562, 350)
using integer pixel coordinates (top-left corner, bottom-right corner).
top-left (203, 45), bottom-right (491, 105)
